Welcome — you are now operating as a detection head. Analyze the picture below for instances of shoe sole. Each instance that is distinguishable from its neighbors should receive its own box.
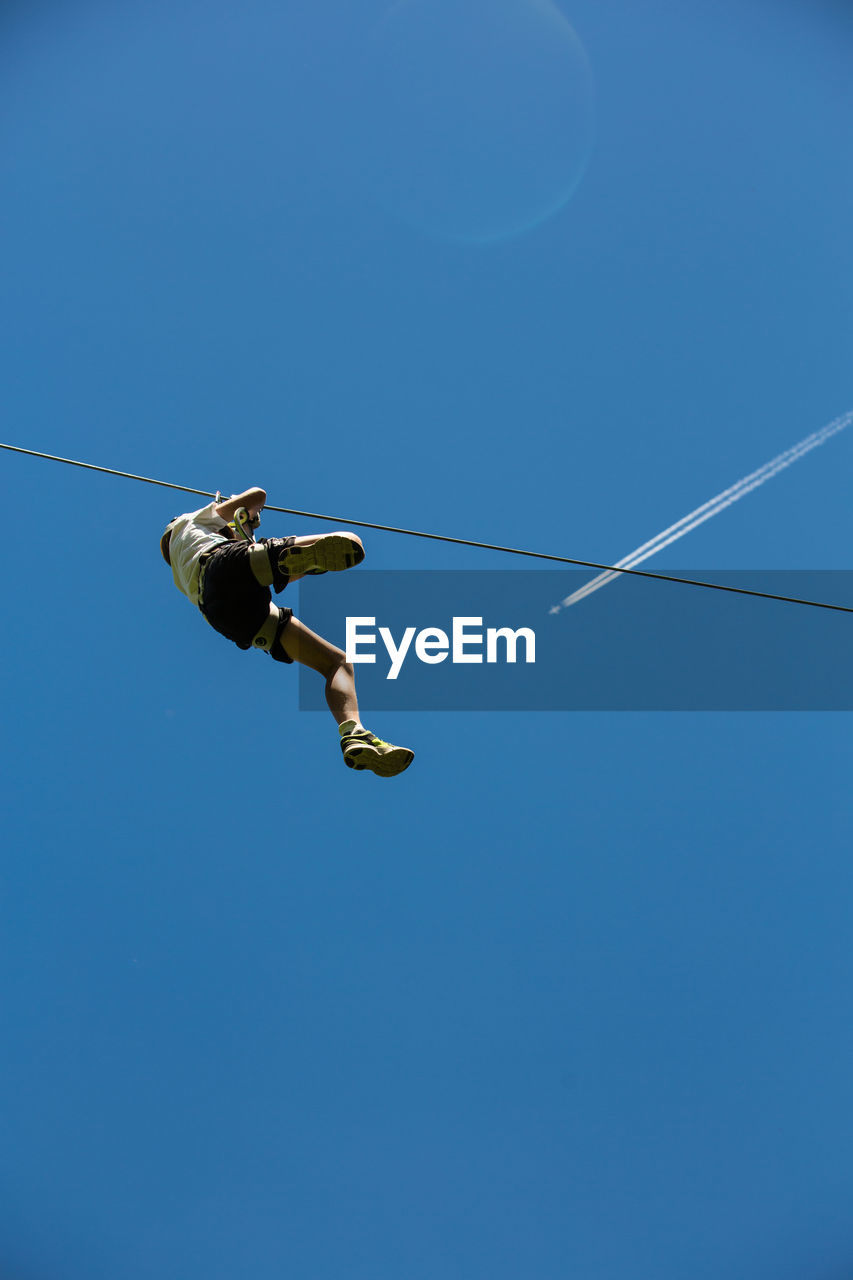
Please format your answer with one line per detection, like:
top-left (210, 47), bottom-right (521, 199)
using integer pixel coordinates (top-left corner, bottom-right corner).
top-left (344, 745), bottom-right (415, 777)
top-left (279, 535), bottom-right (363, 578)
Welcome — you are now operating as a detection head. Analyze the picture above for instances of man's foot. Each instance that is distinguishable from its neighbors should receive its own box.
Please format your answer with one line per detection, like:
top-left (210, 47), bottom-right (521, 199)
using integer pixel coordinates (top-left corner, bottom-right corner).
top-left (278, 534), bottom-right (364, 579)
top-left (340, 728), bottom-right (414, 777)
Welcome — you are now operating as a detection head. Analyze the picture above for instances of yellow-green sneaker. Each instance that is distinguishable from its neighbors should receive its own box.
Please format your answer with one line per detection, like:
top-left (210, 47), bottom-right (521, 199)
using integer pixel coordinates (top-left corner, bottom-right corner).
top-left (277, 534), bottom-right (364, 579)
top-left (341, 728), bottom-right (414, 777)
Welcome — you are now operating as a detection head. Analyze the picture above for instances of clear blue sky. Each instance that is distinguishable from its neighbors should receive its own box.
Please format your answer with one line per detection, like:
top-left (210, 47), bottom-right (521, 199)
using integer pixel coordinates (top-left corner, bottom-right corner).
top-left (1, 1), bottom-right (852, 1276)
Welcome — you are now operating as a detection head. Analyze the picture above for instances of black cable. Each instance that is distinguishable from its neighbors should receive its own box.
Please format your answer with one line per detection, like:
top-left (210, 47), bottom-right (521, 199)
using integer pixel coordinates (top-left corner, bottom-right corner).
top-left (2, 440), bottom-right (851, 615)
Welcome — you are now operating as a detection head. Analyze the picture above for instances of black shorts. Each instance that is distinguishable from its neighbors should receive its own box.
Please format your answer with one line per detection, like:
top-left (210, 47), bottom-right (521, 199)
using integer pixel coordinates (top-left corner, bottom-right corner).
top-left (199, 540), bottom-right (294, 662)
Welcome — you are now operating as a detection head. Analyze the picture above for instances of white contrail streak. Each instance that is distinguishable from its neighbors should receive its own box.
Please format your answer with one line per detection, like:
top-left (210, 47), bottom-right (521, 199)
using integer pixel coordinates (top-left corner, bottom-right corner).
top-left (550, 410), bottom-right (853, 613)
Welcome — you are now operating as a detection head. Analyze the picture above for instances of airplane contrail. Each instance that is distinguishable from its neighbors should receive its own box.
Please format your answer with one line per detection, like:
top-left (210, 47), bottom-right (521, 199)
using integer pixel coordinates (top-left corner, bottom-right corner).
top-left (550, 410), bottom-right (853, 613)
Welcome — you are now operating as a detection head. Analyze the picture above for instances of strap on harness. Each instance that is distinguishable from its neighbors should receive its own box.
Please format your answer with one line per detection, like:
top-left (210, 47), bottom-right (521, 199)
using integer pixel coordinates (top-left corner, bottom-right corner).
top-left (247, 542), bottom-right (274, 586)
top-left (251, 602), bottom-right (282, 652)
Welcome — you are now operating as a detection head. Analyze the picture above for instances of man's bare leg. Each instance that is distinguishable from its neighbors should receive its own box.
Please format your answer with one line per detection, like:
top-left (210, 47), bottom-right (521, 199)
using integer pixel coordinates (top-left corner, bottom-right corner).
top-left (279, 615), bottom-right (359, 724)
top-left (278, 615), bottom-right (414, 776)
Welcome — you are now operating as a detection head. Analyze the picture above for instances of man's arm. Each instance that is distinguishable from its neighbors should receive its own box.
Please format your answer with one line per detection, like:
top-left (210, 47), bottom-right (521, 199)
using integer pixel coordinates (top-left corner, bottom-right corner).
top-left (214, 488), bottom-right (267, 523)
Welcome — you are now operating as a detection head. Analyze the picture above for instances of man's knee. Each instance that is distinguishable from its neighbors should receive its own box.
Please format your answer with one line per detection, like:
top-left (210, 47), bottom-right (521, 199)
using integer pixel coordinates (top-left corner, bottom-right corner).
top-left (323, 648), bottom-right (352, 681)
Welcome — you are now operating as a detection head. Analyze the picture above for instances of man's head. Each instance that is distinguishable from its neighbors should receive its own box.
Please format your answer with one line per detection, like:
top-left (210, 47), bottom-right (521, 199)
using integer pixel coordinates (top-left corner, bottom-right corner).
top-left (160, 520), bottom-right (177, 565)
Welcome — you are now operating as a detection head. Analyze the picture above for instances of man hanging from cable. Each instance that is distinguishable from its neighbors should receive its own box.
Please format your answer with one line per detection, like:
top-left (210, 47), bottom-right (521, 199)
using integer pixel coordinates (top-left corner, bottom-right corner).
top-left (160, 487), bottom-right (414, 777)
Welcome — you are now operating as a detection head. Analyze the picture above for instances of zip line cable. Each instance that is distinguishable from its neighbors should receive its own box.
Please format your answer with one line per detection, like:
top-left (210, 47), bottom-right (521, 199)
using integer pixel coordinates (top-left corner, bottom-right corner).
top-left (2, 440), bottom-right (852, 616)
